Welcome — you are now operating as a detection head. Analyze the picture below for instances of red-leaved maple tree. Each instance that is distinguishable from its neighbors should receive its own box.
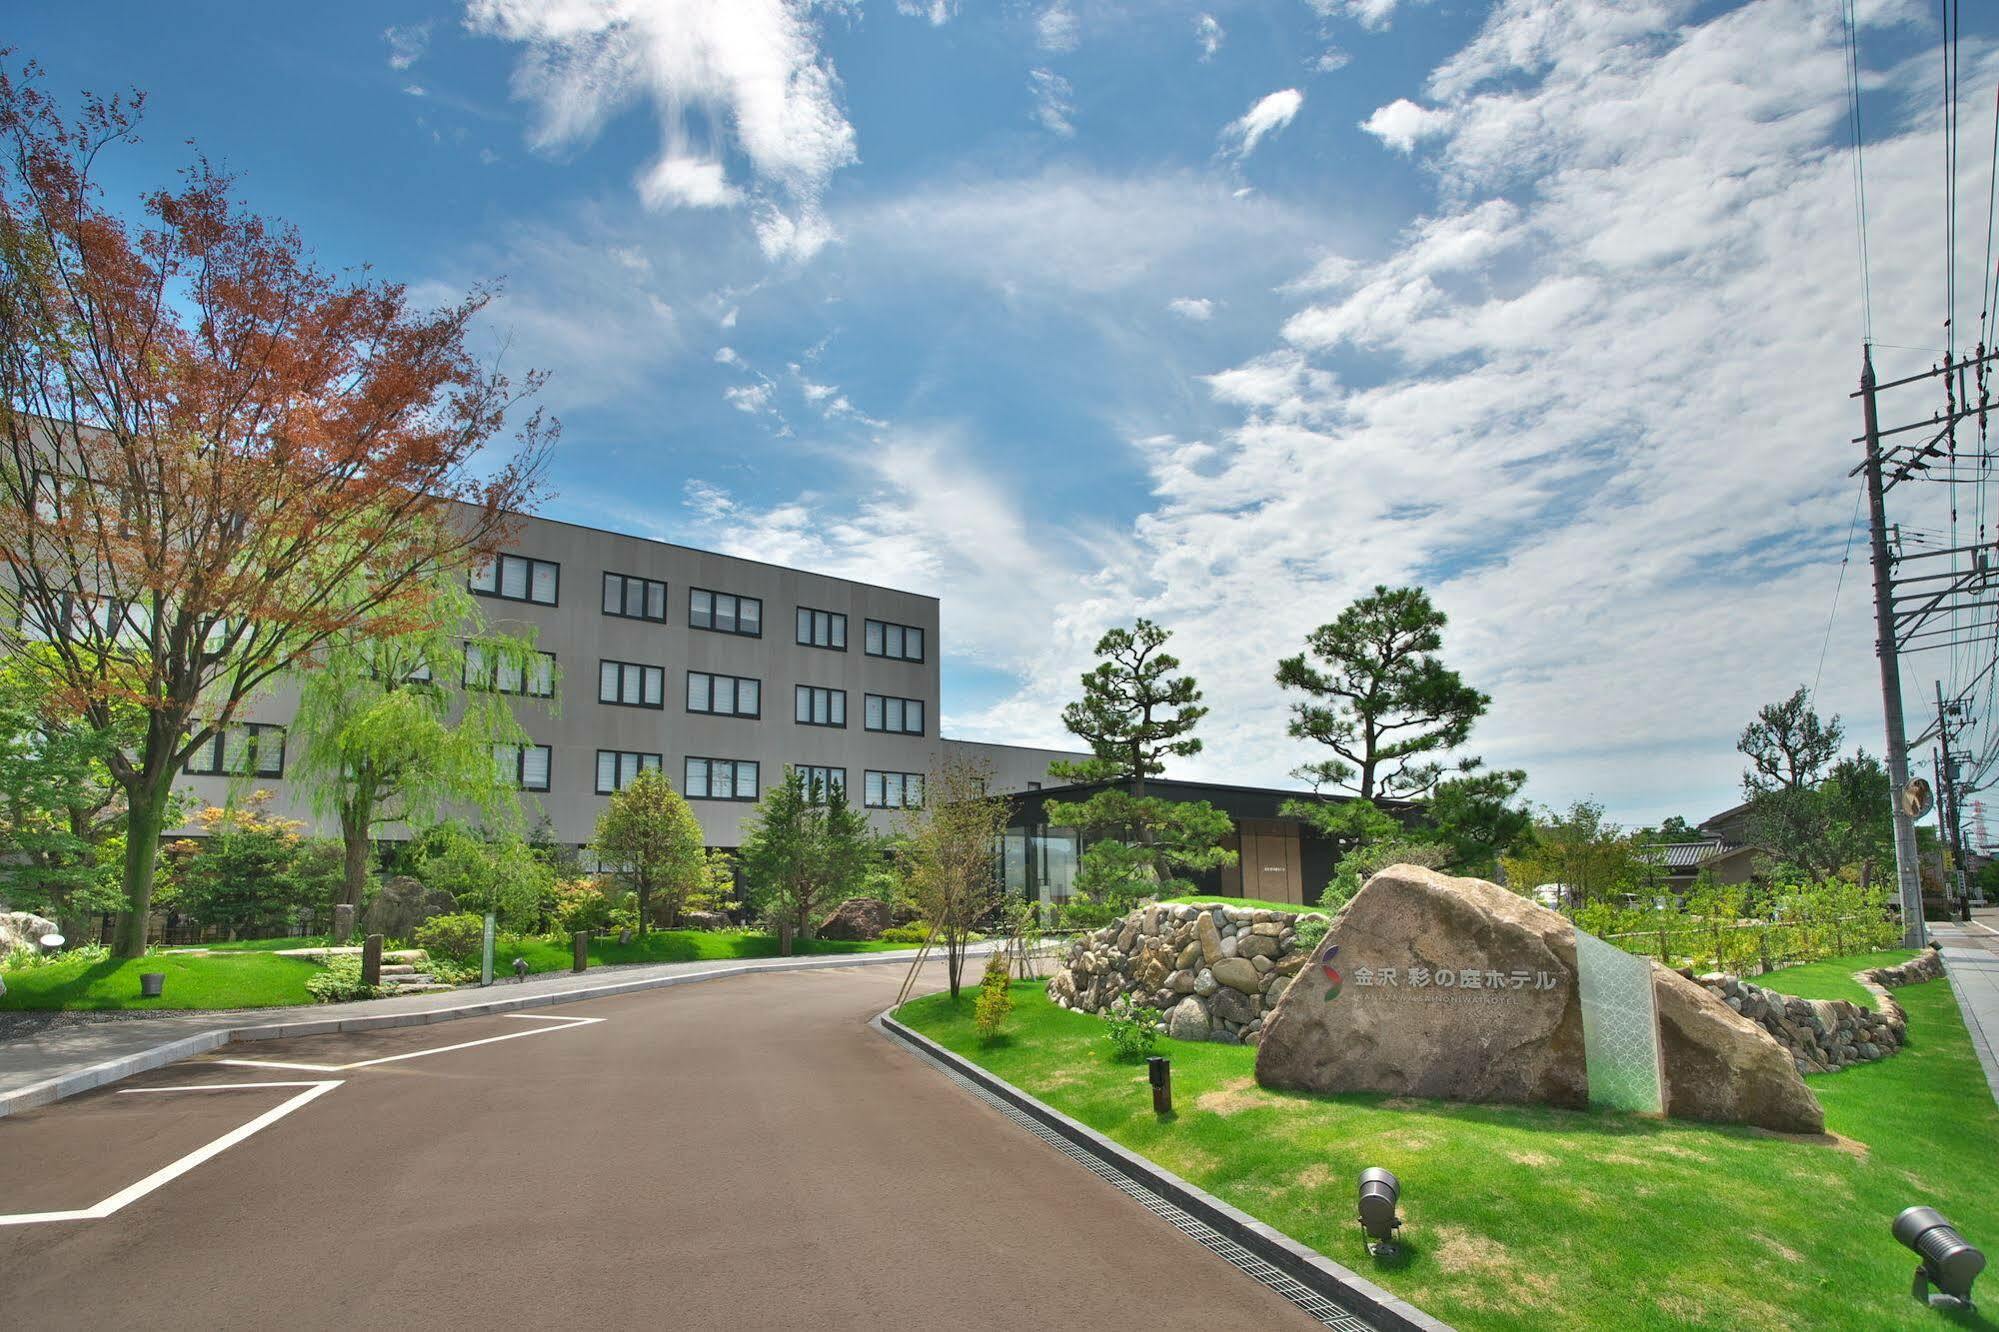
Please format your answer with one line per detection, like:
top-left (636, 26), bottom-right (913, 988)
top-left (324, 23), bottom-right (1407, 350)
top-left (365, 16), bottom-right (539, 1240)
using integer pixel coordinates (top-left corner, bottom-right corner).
top-left (0, 61), bottom-right (552, 954)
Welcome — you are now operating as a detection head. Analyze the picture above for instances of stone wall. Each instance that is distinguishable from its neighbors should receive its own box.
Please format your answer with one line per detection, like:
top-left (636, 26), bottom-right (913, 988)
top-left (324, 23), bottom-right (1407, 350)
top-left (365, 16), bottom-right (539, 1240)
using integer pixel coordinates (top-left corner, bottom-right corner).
top-left (1046, 903), bottom-right (1325, 1046)
top-left (1863, 948), bottom-right (1945, 989)
top-left (1694, 974), bottom-right (1904, 1075)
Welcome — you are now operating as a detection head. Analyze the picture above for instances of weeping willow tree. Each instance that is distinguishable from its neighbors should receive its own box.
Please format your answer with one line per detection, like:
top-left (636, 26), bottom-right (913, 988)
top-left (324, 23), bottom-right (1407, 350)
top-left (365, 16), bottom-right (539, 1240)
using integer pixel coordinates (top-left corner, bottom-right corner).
top-left (285, 566), bottom-right (558, 914)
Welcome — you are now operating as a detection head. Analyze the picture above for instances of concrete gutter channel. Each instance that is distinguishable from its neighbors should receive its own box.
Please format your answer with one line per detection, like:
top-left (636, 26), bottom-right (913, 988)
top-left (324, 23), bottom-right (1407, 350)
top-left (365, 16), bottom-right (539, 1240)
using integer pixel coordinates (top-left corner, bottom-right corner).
top-left (0, 947), bottom-right (971, 1118)
top-left (874, 1008), bottom-right (1452, 1332)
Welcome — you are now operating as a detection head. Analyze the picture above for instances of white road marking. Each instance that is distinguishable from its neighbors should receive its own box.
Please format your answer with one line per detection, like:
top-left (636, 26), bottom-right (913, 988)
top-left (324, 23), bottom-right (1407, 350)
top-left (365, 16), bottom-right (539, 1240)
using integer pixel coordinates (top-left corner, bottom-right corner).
top-left (0, 1080), bottom-right (342, 1227)
top-left (212, 1012), bottom-right (604, 1073)
top-left (1966, 920), bottom-right (1999, 938)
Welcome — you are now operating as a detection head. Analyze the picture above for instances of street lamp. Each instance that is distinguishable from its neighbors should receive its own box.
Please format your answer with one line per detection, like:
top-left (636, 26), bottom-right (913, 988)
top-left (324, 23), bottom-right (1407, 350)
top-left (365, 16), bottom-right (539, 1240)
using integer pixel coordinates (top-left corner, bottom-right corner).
top-left (1894, 1206), bottom-right (1984, 1311)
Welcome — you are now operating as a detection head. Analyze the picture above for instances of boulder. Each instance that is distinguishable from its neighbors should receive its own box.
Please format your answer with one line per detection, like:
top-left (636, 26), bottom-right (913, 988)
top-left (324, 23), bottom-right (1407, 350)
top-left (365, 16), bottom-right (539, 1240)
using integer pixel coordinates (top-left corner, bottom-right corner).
top-left (680, 910), bottom-right (732, 931)
top-left (818, 897), bottom-right (893, 941)
top-left (1254, 865), bottom-right (1823, 1134)
top-left (1168, 996), bottom-right (1212, 1042)
top-left (1196, 913), bottom-right (1226, 966)
top-left (1210, 985), bottom-right (1260, 1026)
top-left (360, 877), bottom-right (456, 941)
top-left (1236, 932), bottom-right (1281, 960)
top-left (1211, 956), bottom-right (1262, 994)
top-left (0, 910), bottom-right (59, 953)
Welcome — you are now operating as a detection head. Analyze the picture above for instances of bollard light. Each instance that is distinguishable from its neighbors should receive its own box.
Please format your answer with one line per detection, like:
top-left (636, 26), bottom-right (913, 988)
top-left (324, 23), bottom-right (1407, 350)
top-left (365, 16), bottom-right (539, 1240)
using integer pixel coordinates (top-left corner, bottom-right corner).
top-left (513, 957), bottom-right (530, 980)
top-left (1146, 1056), bottom-right (1172, 1116)
top-left (1895, 1206), bottom-right (1984, 1310)
top-left (1357, 1167), bottom-right (1402, 1257)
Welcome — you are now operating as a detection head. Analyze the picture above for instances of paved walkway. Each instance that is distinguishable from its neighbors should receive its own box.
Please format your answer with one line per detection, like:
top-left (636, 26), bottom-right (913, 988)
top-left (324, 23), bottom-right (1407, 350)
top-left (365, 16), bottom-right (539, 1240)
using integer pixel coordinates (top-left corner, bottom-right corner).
top-left (1931, 909), bottom-right (1999, 1105)
top-left (0, 961), bottom-right (1326, 1331)
top-left (0, 945), bottom-right (976, 1113)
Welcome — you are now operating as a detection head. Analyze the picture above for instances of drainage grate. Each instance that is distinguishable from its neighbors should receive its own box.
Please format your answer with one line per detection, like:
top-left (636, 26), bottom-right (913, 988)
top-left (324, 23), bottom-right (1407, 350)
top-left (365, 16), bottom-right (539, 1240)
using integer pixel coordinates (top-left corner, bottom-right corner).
top-left (919, 1052), bottom-right (1379, 1331)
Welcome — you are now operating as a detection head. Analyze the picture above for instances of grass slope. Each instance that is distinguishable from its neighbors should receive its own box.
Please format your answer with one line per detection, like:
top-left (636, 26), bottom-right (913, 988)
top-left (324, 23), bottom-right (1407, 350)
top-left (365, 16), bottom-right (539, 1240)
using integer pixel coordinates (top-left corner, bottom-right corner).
top-left (1757, 950), bottom-right (1917, 1009)
top-left (1153, 895), bottom-right (1325, 915)
top-left (0, 951), bottom-right (322, 1010)
top-left (899, 972), bottom-right (1998, 1332)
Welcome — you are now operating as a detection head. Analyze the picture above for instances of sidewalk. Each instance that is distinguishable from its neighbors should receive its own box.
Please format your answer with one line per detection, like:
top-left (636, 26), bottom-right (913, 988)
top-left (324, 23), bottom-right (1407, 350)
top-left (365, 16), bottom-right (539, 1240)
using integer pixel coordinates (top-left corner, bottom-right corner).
top-left (1931, 910), bottom-right (1999, 1106)
top-left (0, 943), bottom-right (969, 1116)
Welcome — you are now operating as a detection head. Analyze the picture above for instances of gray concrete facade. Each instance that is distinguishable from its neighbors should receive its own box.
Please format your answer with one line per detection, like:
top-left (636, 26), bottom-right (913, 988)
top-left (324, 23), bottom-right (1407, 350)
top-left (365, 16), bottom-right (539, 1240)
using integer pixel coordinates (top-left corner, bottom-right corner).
top-left (175, 509), bottom-right (1083, 848)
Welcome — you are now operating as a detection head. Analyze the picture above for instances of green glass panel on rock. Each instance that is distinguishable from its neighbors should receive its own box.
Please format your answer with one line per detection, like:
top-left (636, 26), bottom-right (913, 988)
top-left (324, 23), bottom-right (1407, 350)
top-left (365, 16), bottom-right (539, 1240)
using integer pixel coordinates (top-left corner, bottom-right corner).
top-left (1575, 927), bottom-right (1664, 1114)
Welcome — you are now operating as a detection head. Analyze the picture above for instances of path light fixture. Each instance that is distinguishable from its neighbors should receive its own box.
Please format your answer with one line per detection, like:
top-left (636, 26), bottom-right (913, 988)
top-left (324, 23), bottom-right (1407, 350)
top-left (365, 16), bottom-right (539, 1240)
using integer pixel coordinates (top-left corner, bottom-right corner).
top-left (39, 932), bottom-right (63, 953)
top-left (513, 957), bottom-right (530, 980)
top-left (1895, 1206), bottom-right (1984, 1311)
top-left (1146, 1056), bottom-right (1172, 1116)
top-left (1357, 1167), bottom-right (1402, 1257)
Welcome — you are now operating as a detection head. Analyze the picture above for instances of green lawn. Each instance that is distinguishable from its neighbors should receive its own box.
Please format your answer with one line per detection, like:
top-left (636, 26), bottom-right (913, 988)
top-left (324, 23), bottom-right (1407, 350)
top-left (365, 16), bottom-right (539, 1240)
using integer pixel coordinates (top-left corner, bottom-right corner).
top-left (1756, 950), bottom-right (1917, 1009)
top-left (1153, 895), bottom-right (1326, 915)
top-left (494, 928), bottom-right (915, 974)
top-left (162, 936), bottom-right (334, 953)
top-left (899, 971), bottom-right (1999, 1332)
top-left (0, 951), bottom-right (323, 1010)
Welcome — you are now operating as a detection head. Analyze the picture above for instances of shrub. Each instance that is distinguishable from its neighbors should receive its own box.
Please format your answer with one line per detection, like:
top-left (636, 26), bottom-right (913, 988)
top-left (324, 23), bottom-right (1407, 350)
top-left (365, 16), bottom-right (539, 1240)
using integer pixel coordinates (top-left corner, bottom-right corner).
top-left (1103, 995), bottom-right (1161, 1062)
top-left (973, 952), bottom-right (1014, 1042)
top-left (413, 911), bottom-right (487, 961)
top-left (3, 942), bottom-right (108, 970)
top-left (1320, 839), bottom-right (1451, 912)
top-left (551, 880), bottom-right (613, 934)
top-left (878, 922), bottom-right (935, 944)
top-left (1292, 914), bottom-right (1330, 953)
top-left (421, 954), bottom-right (478, 986)
top-left (306, 954), bottom-right (379, 1004)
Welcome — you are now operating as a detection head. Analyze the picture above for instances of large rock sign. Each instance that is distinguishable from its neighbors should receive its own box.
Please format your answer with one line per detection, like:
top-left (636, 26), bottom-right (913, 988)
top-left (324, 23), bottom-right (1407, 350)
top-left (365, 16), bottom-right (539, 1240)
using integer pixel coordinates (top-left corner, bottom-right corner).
top-left (1254, 866), bottom-right (1824, 1135)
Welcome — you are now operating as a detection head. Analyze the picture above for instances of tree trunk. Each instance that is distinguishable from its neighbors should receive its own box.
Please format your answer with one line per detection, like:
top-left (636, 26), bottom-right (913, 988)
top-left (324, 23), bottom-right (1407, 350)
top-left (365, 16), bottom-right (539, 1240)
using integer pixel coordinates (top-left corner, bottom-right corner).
top-left (112, 781), bottom-right (170, 958)
top-left (638, 881), bottom-right (651, 937)
top-left (946, 928), bottom-right (966, 999)
top-left (340, 804), bottom-right (372, 910)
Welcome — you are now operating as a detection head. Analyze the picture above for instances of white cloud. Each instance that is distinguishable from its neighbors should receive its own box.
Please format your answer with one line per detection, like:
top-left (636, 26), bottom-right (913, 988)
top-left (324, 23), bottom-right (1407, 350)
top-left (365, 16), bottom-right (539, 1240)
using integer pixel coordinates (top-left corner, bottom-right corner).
top-left (1029, 68), bottom-right (1076, 137)
top-left (724, 382), bottom-right (775, 415)
top-left (1314, 47), bottom-right (1352, 73)
top-left (1223, 88), bottom-right (1304, 158)
top-left (1076, 0), bottom-right (1980, 821)
top-left (896, 0), bottom-right (957, 22)
top-left (1360, 97), bottom-right (1451, 152)
top-left (464, 0), bottom-right (858, 261)
top-left (1037, 4), bottom-right (1080, 52)
top-left (1168, 297), bottom-right (1215, 321)
top-left (384, 22), bottom-right (432, 70)
top-left (403, 84), bottom-right (428, 99)
top-left (1307, 0), bottom-right (1418, 30)
top-left (1195, 14), bottom-right (1225, 60)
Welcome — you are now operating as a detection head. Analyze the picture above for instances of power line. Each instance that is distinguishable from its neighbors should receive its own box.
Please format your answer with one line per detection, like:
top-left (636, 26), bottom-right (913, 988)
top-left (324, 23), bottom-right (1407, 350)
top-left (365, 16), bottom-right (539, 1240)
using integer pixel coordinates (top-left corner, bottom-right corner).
top-left (1813, 485), bottom-right (1866, 700)
top-left (1842, 0), bottom-right (1875, 342)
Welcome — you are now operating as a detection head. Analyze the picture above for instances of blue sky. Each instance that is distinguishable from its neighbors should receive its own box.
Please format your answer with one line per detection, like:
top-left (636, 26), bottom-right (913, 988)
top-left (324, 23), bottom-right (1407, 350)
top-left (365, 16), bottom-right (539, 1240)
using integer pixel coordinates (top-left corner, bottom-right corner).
top-left (18, 0), bottom-right (1999, 831)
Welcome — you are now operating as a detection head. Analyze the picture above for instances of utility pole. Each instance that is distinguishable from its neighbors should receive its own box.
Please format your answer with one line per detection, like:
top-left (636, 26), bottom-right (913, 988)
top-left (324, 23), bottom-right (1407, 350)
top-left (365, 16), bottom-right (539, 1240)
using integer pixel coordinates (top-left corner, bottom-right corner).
top-left (1860, 347), bottom-right (1929, 947)
top-left (1934, 681), bottom-right (1972, 921)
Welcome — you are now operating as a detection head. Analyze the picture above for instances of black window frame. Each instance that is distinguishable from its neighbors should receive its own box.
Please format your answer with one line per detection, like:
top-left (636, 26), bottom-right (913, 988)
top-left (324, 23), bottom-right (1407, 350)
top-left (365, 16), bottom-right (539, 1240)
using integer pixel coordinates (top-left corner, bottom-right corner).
top-left (863, 692), bottom-right (926, 736)
top-left (594, 749), bottom-right (664, 795)
top-left (495, 742), bottom-right (553, 792)
top-left (862, 769), bottom-right (925, 809)
top-left (796, 764), bottom-right (848, 804)
top-left (794, 606), bottom-right (848, 651)
top-left (689, 586), bottom-right (763, 637)
top-left (683, 755), bottom-right (761, 802)
top-left (686, 670), bottom-right (762, 718)
top-left (598, 658), bottom-right (666, 710)
top-left (863, 617), bottom-right (925, 662)
top-left (470, 552), bottom-right (560, 606)
top-left (793, 684), bottom-right (847, 728)
top-left (462, 642), bottom-right (556, 698)
top-left (183, 722), bottom-right (287, 779)
top-left (602, 572), bottom-right (669, 623)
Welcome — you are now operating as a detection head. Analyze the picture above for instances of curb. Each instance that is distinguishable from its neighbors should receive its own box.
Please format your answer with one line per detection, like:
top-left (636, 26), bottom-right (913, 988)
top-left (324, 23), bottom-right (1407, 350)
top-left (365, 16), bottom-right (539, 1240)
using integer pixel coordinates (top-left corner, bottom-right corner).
top-left (0, 947), bottom-right (958, 1118)
top-left (873, 1007), bottom-right (1453, 1332)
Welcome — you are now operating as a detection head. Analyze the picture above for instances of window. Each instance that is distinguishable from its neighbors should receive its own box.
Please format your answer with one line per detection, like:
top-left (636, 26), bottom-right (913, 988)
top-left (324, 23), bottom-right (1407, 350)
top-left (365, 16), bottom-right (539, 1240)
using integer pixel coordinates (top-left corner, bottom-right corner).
top-left (863, 770), bottom-right (926, 809)
top-left (687, 671), bottom-right (761, 717)
top-left (794, 685), bottom-right (847, 728)
top-left (470, 553), bottom-right (559, 606)
top-left (599, 659), bottom-right (665, 709)
top-left (602, 572), bottom-right (667, 622)
top-left (795, 606), bottom-right (847, 650)
top-left (595, 750), bottom-right (663, 794)
top-left (864, 618), bottom-right (925, 662)
top-left (184, 723), bottom-right (286, 778)
top-left (796, 765), bottom-right (847, 803)
top-left (494, 743), bottom-right (552, 791)
top-left (684, 756), bottom-right (760, 801)
top-left (689, 587), bottom-right (762, 637)
top-left (864, 693), bottom-right (926, 736)
top-left (463, 644), bottom-right (555, 698)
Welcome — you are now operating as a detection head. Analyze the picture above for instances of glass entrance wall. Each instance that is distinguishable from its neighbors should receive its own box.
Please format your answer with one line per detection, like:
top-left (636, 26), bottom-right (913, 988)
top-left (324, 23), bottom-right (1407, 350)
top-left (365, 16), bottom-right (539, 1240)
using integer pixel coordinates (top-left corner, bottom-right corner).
top-left (1001, 824), bottom-right (1080, 909)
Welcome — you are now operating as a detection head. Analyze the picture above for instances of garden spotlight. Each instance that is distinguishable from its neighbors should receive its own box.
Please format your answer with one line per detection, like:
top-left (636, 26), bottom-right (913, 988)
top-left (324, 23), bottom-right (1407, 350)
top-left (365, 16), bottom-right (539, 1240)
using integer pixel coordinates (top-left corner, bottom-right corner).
top-left (1357, 1167), bottom-right (1402, 1257)
top-left (1894, 1206), bottom-right (1983, 1311)
top-left (513, 957), bottom-right (529, 980)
